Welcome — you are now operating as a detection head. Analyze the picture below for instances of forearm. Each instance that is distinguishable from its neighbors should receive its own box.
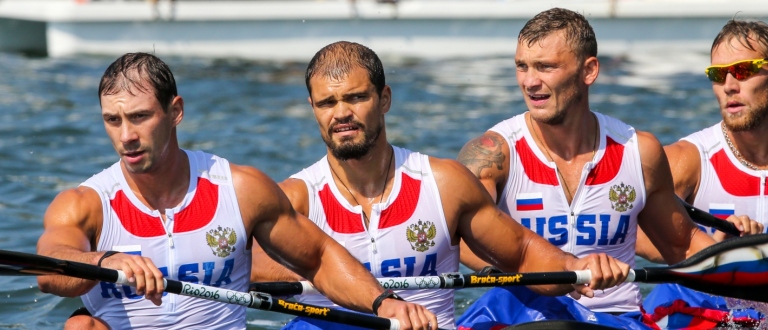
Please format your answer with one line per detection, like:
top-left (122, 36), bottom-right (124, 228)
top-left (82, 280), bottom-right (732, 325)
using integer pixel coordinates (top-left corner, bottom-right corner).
top-left (635, 228), bottom-right (667, 264)
top-left (36, 246), bottom-right (103, 297)
top-left (305, 243), bottom-right (383, 313)
top-left (251, 249), bottom-right (304, 282)
top-left (516, 235), bottom-right (579, 296)
top-left (684, 228), bottom-right (716, 260)
top-left (524, 253), bottom-right (580, 296)
top-left (459, 240), bottom-right (491, 271)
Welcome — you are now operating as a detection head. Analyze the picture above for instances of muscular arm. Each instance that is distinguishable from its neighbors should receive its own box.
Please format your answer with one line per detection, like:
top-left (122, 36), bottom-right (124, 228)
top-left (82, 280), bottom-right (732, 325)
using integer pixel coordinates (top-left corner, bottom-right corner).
top-left (456, 132), bottom-right (510, 203)
top-left (38, 187), bottom-right (174, 305)
top-left (664, 140), bottom-right (702, 203)
top-left (636, 141), bottom-right (702, 263)
top-left (634, 132), bottom-right (714, 264)
top-left (251, 178), bottom-right (309, 282)
top-left (456, 132), bottom-right (511, 269)
top-left (433, 158), bottom-right (626, 297)
top-left (36, 187), bottom-right (104, 296)
top-left (236, 165), bottom-right (387, 312)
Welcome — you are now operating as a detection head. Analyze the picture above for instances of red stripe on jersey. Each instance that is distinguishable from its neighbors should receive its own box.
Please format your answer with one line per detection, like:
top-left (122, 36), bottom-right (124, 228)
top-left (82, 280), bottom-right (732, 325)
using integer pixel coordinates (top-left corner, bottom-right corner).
top-left (710, 149), bottom-right (764, 196)
top-left (111, 190), bottom-right (165, 237)
top-left (515, 137), bottom-right (559, 186)
top-left (586, 137), bottom-right (624, 186)
top-left (174, 177), bottom-right (219, 233)
top-left (318, 183), bottom-right (366, 234)
top-left (111, 177), bottom-right (220, 237)
top-left (379, 173), bottom-right (421, 229)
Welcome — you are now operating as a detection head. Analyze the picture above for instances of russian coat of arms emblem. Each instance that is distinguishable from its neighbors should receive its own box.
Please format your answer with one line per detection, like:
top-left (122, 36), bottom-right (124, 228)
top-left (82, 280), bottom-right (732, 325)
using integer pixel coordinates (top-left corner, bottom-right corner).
top-left (609, 182), bottom-right (636, 212)
top-left (206, 226), bottom-right (237, 258)
top-left (406, 220), bottom-right (437, 252)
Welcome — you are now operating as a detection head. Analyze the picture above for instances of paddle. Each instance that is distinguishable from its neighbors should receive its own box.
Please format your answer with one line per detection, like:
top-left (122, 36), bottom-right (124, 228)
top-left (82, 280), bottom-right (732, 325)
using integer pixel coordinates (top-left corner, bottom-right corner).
top-left (250, 234), bottom-right (768, 303)
top-left (0, 250), bottom-right (401, 330)
top-left (677, 196), bottom-right (741, 236)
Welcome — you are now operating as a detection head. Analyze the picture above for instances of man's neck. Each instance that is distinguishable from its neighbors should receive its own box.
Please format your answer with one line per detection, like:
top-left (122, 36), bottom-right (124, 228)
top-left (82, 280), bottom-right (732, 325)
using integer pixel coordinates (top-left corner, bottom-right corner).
top-left (727, 119), bottom-right (768, 167)
top-left (123, 148), bottom-right (190, 212)
top-left (328, 142), bottom-right (394, 198)
top-left (530, 109), bottom-right (598, 162)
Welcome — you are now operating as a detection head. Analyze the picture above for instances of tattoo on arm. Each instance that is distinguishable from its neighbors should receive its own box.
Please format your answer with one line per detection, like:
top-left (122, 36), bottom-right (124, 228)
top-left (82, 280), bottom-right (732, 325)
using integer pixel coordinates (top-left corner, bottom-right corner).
top-left (457, 134), bottom-right (506, 178)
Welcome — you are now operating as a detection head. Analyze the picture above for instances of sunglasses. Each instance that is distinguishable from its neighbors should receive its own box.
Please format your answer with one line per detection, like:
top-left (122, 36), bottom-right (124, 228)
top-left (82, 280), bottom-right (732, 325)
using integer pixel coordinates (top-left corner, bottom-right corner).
top-left (705, 59), bottom-right (768, 83)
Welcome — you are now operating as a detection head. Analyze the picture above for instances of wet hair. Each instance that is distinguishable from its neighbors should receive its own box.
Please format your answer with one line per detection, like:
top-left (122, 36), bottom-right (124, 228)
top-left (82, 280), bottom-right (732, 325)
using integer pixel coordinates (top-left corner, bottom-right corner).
top-left (518, 8), bottom-right (598, 60)
top-left (98, 52), bottom-right (178, 112)
top-left (711, 19), bottom-right (768, 58)
top-left (305, 41), bottom-right (385, 96)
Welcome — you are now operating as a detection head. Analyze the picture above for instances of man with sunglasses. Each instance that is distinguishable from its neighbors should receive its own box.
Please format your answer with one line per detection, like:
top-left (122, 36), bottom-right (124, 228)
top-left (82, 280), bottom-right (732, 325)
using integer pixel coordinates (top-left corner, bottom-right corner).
top-left (636, 19), bottom-right (768, 263)
top-left (456, 7), bottom-right (717, 316)
top-left (632, 19), bottom-right (768, 326)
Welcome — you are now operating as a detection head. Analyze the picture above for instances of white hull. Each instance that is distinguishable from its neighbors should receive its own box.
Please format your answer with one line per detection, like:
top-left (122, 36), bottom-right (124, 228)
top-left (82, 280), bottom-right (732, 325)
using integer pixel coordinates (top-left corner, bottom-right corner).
top-left (1, 0), bottom-right (767, 60)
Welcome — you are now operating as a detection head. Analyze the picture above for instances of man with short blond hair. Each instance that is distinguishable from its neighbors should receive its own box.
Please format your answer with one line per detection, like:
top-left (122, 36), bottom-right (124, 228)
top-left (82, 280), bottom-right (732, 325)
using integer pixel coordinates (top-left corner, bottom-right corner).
top-left (457, 7), bottom-right (717, 314)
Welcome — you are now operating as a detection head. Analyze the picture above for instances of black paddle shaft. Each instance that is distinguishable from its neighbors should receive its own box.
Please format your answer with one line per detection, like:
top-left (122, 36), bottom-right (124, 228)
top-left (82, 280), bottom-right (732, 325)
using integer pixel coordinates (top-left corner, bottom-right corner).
top-left (634, 234), bottom-right (768, 303)
top-left (678, 196), bottom-right (740, 236)
top-left (0, 250), bottom-right (416, 330)
top-left (0, 250), bottom-right (120, 282)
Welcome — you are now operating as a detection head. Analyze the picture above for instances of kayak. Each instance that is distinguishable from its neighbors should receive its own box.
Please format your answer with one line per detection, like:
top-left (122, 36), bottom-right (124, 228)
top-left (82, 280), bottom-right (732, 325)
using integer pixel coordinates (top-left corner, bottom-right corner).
top-left (640, 284), bottom-right (762, 329)
top-left (277, 284), bottom-right (765, 329)
top-left (457, 285), bottom-right (764, 330)
top-left (456, 286), bottom-right (649, 330)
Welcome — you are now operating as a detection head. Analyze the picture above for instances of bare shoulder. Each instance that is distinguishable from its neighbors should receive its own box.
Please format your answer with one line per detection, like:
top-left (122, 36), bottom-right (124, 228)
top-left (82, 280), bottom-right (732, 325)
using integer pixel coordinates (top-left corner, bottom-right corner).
top-left (430, 157), bottom-right (490, 204)
top-left (636, 130), bottom-right (668, 169)
top-left (39, 186), bottom-right (103, 253)
top-left (44, 186), bottom-right (102, 231)
top-left (277, 178), bottom-right (309, 217)
top-left (230, 163), bottom-right (282, 197)
top-left (456, 131), bottom-right (509, 179)
top-left (230, 164), bottom-right (292, 231)
top-left (431, 157), bottom-right (478, 183)
top-left (635, 130), bottom-right (678, 196)
top-left (663, 140), bottom-right (701, 172)
top-left (663, 140), bottom-right (701, 199)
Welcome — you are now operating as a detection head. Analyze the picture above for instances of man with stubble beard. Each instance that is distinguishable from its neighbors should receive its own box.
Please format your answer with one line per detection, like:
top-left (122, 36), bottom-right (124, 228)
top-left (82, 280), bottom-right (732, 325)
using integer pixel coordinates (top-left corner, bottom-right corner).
top-left (251, 41), bottom-right (631, 330)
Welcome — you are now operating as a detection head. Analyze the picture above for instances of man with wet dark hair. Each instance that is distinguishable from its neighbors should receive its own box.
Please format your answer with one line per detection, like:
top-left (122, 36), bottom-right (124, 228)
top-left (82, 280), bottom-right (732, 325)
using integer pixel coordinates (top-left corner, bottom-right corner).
top-left (251, 41), bottom-right (632, 329)
top-left (37, 52), bottom-right (436, 330)
top-left (98, 52), bottom-right (178, 112)
top-left (457, 7), bottom-right (717, 313)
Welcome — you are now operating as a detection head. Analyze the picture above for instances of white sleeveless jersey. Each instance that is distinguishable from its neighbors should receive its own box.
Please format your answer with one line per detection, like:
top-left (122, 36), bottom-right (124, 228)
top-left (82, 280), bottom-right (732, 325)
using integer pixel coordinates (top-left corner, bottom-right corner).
top-left (682, 122), bottom-right (768, 233)
top-left (80, 150), bottom-right (252, 330)
top-left (291, 146), bottom-right (459, 329)
top-left (490, 112), bottom-right (646, 313)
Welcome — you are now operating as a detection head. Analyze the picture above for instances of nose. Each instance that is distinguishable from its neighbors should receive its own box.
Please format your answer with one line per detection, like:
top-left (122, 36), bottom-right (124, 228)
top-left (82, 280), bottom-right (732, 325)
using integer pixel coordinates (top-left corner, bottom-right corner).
top-left (519, 69), bottom-right (542, 91)
top-left (331, 100), bottom-right (354, 122)
top-left (120, 121), bottom-right (138, 145)
top-left (722, 73), bottom-right (740, 95)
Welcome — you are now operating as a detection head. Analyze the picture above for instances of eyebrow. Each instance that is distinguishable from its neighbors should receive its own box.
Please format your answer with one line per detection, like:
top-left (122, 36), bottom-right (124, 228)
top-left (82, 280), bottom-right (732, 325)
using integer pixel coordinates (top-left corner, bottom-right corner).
top-left (314, 95), bottom-right (336, 105)
top-left (344, 91), bottom-right (368, 99)
top-left (102, 108), bottom-right (153, 117)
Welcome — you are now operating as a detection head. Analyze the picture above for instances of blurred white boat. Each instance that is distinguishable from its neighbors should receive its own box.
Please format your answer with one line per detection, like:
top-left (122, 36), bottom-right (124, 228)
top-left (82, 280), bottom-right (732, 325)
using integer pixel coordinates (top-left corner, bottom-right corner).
top-left (1, 0), bottom-right (767, 60)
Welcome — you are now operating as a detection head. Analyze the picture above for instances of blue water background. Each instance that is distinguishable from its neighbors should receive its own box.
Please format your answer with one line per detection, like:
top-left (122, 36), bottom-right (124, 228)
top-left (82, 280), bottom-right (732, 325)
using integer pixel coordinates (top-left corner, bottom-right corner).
top-left (0, 49), bottom-right (719, 329)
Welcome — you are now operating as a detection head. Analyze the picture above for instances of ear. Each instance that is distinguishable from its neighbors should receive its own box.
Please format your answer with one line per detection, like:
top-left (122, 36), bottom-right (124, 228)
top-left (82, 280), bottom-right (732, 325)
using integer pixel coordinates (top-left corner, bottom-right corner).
top-left (170, 96), bottom-right (184, 126)
top-left (380, 85), bottom-right (392, 115)
top-left (582, 56), bottom-right (599, 86)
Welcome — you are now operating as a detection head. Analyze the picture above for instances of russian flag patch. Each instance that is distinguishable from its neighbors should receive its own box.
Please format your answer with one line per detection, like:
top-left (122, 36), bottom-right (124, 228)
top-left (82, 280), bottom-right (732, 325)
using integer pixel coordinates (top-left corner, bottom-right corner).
top-left (709, 203), bottom-right (735, 220)
top-left (516, 192), bottom-right (544, 211)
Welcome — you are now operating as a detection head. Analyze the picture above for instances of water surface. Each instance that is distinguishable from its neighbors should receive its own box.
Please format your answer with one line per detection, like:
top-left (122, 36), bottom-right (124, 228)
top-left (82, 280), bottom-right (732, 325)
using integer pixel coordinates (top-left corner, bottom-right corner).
top-left (0, 48), bottom-right (720, 329)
